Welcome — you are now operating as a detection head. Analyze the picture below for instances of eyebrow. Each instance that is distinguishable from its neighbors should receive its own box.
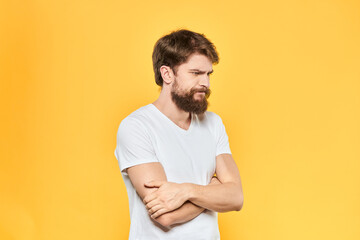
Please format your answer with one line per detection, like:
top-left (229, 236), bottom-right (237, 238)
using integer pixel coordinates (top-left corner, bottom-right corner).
top-left (189, 69), bottom-right (214, 74)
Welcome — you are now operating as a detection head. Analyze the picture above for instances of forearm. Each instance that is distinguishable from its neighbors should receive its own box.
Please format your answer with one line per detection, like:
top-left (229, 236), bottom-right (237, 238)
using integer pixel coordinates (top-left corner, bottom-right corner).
top-left (154, 201), bottom-right (204, 227)
top-left (151, 176), bottom-right (221, 227)
top-left (185, 182), bottom-right (243, 212)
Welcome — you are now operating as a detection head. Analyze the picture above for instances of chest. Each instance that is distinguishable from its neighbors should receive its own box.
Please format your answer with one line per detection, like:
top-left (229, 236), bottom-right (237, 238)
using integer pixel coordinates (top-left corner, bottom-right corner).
top-left (151, 127), bottom-right (217, 185)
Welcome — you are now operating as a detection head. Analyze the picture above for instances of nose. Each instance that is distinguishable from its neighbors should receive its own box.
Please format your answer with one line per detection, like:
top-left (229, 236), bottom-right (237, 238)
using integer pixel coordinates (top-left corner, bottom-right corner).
top-left (199, 75), bottom-right (210, 89)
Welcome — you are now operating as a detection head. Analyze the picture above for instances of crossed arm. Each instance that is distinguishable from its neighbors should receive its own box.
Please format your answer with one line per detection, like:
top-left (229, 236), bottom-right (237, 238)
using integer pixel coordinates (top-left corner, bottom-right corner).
top-left (126, 153), bottom-right (244, 227)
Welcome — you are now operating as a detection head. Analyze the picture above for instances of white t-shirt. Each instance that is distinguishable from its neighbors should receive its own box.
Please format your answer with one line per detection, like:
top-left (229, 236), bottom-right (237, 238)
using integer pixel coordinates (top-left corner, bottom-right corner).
top-left (114, 103), bottom-right (232, 240)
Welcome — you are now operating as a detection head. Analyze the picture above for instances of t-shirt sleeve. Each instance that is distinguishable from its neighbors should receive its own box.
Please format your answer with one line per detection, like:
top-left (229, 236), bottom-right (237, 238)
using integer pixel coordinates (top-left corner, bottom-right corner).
top-left (214, 114), bottom-right (232, 156)
top-left (114, 116), bottom-right (158, 173)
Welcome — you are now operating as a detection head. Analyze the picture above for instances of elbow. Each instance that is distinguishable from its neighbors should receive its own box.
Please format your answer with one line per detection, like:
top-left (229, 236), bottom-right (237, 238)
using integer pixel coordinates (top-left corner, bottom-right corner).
top-left (234, 200), bottom-right (243, 211)
top-left (234, 192), bottom-right (244, 211)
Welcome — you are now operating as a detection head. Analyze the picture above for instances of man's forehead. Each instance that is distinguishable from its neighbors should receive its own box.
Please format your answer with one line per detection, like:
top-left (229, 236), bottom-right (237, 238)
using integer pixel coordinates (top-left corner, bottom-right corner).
top-left (182, 54), bottom-right (213, 71)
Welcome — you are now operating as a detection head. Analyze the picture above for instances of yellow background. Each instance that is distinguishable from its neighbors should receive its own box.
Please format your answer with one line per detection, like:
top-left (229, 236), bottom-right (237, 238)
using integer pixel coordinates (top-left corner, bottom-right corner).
top-left (1, 0), bottom-right (359, 239)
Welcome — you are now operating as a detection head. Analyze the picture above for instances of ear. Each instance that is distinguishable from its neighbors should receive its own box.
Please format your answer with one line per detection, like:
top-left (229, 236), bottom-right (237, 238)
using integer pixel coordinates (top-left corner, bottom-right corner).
top-left (160, 65), bottom-right (174, 85)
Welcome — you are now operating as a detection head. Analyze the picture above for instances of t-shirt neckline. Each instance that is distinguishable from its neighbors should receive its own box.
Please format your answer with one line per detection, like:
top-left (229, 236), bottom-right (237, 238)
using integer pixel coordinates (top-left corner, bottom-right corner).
top-left (149, 103), bottom-right (194, 134)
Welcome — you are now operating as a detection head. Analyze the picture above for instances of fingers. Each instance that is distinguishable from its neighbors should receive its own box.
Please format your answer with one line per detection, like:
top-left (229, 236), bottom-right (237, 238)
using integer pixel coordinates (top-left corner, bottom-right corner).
top-left (144, 180), bottom-right (164, 188)
top-left (145, 201), bottom-right (166, 219)
top-left (145, 200), bottom-right (170, 219)
top-left (145, 198), bottom-right (159, 209)
top-left (143, 193), bottom-right (157, 205)
top-left (151, 208), bottom-right (170, 219)
top-left (147, 204), bottom-right (162, 215)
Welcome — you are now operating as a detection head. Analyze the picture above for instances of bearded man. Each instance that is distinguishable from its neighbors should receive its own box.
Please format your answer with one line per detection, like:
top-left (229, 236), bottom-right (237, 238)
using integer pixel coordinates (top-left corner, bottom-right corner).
top-left (114, 29), bottom-right (244, 240)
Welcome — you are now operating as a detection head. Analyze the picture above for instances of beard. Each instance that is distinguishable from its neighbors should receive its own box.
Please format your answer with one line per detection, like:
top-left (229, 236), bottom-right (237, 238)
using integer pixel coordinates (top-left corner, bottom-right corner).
top-left (170, 79), bottom-right (211, 114)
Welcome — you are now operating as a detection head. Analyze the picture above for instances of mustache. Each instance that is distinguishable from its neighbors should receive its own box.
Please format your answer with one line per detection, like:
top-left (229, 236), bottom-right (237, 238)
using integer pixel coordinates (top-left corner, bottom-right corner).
top-left (191, 88), bottom-right (210, 94)
top-left (190, 87), bottom-right (211, 98)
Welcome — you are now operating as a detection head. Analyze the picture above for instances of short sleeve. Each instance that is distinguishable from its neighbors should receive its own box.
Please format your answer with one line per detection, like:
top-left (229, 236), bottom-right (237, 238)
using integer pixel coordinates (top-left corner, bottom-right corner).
top-left (214, 114), bottom-right (232, 156)
top-left (114, 116), bottom-right (158, 173)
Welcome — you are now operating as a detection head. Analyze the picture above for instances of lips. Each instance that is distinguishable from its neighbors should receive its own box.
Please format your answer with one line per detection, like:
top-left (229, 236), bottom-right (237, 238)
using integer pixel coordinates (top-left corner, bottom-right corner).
top-left (191, 88), bottom-right (209, 96)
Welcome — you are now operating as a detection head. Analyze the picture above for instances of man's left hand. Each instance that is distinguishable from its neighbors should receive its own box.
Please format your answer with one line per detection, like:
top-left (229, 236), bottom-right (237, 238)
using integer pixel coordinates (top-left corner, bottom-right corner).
top-left (143, 181), bottom-right (189, 219)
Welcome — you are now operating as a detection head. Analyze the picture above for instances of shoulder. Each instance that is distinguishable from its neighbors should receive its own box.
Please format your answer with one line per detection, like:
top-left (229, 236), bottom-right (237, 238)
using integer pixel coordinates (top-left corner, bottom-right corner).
top-left (119, 104), bottom-right (153, 127)
top-left (117, 104), bottom-right (154, 136)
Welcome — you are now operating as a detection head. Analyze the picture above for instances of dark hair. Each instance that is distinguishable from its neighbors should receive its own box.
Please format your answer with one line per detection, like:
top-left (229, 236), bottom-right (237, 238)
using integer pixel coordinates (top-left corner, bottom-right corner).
top-left (152, 29), bottom-right (219, 87)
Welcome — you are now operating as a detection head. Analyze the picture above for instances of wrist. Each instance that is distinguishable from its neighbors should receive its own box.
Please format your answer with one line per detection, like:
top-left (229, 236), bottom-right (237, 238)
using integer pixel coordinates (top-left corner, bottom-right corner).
top-left (181, 183), bottom-right (195, 202)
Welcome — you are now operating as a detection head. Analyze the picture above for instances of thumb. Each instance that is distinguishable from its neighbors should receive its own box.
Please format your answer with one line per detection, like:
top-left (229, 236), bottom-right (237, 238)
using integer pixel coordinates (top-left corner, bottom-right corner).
top-left (144, 180), bottom-right (164, 188)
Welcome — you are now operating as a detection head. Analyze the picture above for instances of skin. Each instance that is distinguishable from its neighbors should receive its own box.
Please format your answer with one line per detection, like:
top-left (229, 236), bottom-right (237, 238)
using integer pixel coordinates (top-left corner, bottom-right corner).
top-left (127, 53), bottom-right (244, 227)
top-left (144, 154), bottom-right (243, 218)
top-left (127, 163), bottom-right (221, 227)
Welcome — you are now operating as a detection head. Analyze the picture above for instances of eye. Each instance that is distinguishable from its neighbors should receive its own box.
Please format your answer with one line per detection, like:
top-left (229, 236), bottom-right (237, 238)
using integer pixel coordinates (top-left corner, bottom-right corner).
top-left (192, 72), bottom-right (200, 75)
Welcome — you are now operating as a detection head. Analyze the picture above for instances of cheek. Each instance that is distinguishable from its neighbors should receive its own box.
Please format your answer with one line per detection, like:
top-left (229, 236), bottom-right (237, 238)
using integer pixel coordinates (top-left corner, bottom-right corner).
top-left (178, 82), bottom-right (192, 91)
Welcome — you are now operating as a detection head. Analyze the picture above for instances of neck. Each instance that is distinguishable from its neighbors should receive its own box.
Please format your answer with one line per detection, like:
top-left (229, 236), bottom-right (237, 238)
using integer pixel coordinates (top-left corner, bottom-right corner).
top-left (152, 87), bottom-right (191, 128)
